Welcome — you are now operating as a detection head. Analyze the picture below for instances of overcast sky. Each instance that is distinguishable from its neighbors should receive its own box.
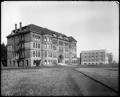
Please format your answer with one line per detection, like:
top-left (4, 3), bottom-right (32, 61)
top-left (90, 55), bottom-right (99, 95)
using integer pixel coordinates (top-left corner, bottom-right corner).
top-left (1, 1), bottom-right (119, 62)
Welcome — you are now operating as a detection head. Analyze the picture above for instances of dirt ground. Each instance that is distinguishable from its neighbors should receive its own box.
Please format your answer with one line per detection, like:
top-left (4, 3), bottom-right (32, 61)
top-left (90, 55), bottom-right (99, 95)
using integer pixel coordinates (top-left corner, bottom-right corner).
top-left (1, 66), bottom-right (118, 96)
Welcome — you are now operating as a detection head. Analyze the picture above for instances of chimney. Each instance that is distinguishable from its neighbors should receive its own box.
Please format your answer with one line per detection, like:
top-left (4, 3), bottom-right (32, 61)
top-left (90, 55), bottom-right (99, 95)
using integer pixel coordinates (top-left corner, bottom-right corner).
top-left (15, 24), bottom-right (17, 33)
top-left (20, 22), bottom-right (22, 31)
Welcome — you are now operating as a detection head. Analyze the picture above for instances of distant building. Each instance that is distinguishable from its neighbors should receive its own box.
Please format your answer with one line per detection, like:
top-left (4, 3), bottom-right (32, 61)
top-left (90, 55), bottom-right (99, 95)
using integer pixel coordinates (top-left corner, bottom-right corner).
top-left (6, 22), bottom-right (77, 67)
top-left (77, 57), bottom-right (80, 65)
top-left (107, 53), bottom-right (113, 64)
top-left (80, 49), bottom-right (108, 65)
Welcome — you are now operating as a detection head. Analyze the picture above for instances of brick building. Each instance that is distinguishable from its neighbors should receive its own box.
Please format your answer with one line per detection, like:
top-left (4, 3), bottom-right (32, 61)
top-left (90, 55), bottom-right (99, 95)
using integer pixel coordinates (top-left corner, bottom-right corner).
top-left (80, 49), bottom-right (108, 65)
top-left (7, 22), bottom-right (77, 67)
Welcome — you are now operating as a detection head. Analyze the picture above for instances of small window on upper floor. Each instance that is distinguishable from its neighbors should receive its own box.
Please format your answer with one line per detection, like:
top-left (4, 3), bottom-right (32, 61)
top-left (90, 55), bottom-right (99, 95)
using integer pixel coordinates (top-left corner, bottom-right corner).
top-left (38, 51), bottom-right (40, 57)
top-left (36, 43), bottom-right (37, 48)
top-left (44, 37), bottom-right (47, 41)
top-left (39, 36), bottom-right (40, 41)
top-left (33, 42), bottom-right (35, 48)
top-left (36, 51), bottom-right (37, 57)
top-left (33, 51), bottom-right (35, 57)
top-left (38, 43), bottom-right (40, 48)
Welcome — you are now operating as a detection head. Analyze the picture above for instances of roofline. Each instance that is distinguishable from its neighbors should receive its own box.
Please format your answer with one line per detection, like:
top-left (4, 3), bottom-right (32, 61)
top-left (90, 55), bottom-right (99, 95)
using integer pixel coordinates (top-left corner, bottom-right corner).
top-left (7, 24), bottom-right (77, 42)
top-left (81, 49), bottom-right (106, 53)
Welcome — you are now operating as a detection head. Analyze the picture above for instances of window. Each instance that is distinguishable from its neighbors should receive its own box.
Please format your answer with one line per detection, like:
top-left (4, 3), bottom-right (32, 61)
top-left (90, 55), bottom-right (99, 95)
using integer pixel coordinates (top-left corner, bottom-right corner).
top-left (44, 36), bottom-right (47, 41)
top-left (44, 44), bottom-right (47, 49)
top-left (33, 35), bottom-right (35, 38)
top-left (38, 36), bottom-right (40, 41)
top-left (52, 39), bottom-right (57, 44)
top-left (53, 53), bottom-right (54, 58)
top-left (22, 51), bottom-right (24, 58)
top-left (44, 60), bottom-right (47, 64)
top-left (34, 35), bottom-right (36, 40)
top-left (38, 51), bottom-right (40, 57)
top-left (49, 38), bottom-right (51, 42)
top-left (65, 54), bottom-right (69, 58)
top-left (48, 51), bottom-right (52, 57)
top-left (38, 43), bottom-right (40, 48)
top-left (36, 51), bottom-right (37, 57)
top-left (26, 60), bottom-right (28, 66)
top-left (33, 51), bottom-right (35, 57)
top-left (47, 37), bottom-right (49, 42)
top-left (51, 44), bottom-right (52, 49)
top-left (48, 60), bottom-right (50, 64)
top-left (9, 60), bottom-right (11, 65)
top-left (45, 51), bottom-right (47, 57)
top-left (53, 45), bottom-right (56, 50)
top-left (59, 41), bottom-right (63, 45)
top-left (59, 47), bottom-right (63, 52)
top-left (49, 44), bottom-right (51, 49)
top-left (36, 43), bottom-right (37, 48)
top-left (13, 61), bottom-right (15, 66)
top-left (65, 43), bottom-right (69, 46)
top-left (65, 47), bottom-right (68, 52)
top-left (51, 60), bottom-right (52, 63)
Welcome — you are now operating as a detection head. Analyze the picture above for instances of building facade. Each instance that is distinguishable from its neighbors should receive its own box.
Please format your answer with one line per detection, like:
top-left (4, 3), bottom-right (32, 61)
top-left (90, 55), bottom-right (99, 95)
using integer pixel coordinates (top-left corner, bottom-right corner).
top-left (7, 22), bottom-right (77, 67)
top-left (107, 53), bottom-right (113, 64)
top-left (80, 49), bottom-right (108, 65)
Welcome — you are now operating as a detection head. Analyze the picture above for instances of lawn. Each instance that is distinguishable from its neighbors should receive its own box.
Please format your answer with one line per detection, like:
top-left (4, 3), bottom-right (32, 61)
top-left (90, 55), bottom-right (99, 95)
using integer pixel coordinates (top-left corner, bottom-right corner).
top-left (75, 67), bottom-right (119, 91)
top-left (1, 67), bottom-right (82, 96)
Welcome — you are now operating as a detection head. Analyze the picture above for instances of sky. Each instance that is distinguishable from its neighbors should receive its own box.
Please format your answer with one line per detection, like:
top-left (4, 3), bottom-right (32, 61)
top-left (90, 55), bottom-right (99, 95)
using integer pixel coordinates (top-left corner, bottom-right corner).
top-left (1, 1), bottom-right (119, 62)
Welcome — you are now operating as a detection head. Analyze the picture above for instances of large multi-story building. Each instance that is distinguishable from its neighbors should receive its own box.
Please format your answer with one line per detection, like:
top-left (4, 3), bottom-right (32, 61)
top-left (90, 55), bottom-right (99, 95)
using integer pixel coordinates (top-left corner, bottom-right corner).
top-left (7, 22), bottom-right (77, 67)
top-left (80, 49), bottom-right (108, 65)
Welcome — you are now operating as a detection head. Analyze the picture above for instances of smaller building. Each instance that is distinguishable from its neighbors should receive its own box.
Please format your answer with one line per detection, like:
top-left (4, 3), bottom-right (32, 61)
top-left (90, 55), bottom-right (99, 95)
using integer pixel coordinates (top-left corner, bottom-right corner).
top-left (80, 49), bottom-right (108, 65)
top-left (107, 53), bottom-right (113, 64)
top-left (77, 57), bottom-right (80, 65)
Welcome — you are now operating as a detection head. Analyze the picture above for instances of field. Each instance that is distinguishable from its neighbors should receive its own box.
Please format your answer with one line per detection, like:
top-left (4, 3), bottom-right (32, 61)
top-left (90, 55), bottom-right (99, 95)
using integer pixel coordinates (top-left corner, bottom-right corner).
top-left (75, 67), bottom-right (118, 91)
top-left (1, 65), bottom-right (118, 96)
top-left (1, 67), bottom-right (82, 96)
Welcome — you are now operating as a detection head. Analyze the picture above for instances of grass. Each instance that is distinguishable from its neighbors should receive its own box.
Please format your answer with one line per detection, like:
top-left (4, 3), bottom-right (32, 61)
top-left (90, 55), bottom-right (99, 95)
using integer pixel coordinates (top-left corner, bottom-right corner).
top-left (75, 63), bottom-right (119, 68)
top-left (1, 67), bottom-right (82, 96)
top-left (75, 67), bottom-right (118, 91)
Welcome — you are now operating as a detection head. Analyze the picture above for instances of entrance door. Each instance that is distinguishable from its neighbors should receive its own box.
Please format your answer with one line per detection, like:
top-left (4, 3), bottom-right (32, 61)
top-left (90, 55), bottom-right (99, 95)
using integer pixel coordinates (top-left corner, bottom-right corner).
top-left (58, 55), bottom-right (63, 63)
